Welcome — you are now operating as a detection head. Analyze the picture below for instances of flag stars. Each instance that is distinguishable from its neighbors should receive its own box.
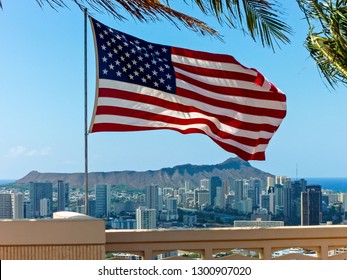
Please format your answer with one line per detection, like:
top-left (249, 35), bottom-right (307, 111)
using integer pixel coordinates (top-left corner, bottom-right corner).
top-left (95, 19), bottom-right (175, 94)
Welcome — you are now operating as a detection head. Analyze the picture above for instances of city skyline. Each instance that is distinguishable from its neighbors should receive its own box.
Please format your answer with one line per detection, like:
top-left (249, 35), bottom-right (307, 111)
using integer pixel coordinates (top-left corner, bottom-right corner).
top-left (2, 2), bottom-right (347, 180)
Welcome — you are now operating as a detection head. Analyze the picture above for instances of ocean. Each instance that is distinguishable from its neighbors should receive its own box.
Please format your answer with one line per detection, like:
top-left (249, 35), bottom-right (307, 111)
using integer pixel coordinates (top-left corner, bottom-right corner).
top-left (0, 179), bottom-right (16, 186)
top-left (305, 177), bottom-right (347, 193)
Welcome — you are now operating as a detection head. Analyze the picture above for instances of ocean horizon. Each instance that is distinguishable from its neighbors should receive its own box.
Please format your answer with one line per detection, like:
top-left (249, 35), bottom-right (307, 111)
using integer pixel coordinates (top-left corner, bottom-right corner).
top-left (1, 177), bottom-right (347, 192)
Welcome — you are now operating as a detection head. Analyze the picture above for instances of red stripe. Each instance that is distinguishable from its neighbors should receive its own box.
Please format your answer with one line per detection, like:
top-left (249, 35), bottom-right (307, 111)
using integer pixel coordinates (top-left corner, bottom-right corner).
top-left (172, 46), bottom-right (241, 65)
top-left (175, 71), bottom-right (286, 103)
top-left (172, 61), bottom-right (256, 82)
top-left (98, 88), bottom-right (280, 133)
top-left (176, 87), bottom-right (286, 119)
top-left (94, 105), bottom-right (271, 146)
top-left (91, 123), bottom-right (266, 161)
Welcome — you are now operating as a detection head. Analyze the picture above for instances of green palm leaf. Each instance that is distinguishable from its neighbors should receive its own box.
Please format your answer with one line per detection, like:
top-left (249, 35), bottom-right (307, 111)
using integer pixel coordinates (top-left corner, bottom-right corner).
top-left (0, 0), bottom-right (292, 49)
top-left (297, 0), bottom-right (347, 88)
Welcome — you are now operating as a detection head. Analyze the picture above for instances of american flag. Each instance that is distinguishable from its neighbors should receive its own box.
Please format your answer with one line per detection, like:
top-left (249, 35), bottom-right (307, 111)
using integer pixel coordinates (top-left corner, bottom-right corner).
top-left (89, 17), bottom-right (287, 161)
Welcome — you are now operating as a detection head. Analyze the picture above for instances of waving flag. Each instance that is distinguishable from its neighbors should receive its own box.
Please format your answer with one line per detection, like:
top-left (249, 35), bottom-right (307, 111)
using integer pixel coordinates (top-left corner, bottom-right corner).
top-left (89, 17), bottom-right (287, 161)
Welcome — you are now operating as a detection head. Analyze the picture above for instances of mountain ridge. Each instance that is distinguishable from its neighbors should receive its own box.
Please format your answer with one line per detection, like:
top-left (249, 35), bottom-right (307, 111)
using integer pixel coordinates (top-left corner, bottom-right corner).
top-left (15, 157), bottom-right (273, 188)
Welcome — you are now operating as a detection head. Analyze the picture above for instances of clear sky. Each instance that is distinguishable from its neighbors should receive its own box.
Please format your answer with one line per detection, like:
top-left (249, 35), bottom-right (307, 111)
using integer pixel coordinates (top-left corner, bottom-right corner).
top-left (1, 1), bottom-right (347, 180)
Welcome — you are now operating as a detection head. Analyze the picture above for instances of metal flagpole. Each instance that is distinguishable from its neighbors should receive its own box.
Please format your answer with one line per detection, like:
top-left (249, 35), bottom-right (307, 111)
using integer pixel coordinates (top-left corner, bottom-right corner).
top-left (84, 8), bottom-right (89, 215)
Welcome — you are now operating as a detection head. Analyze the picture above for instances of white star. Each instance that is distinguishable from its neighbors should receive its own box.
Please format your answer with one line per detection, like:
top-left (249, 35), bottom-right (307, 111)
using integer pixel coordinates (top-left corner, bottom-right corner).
top-left (166, 85), bottom-right (172, 91)
top-left (132, 60), bottom-right (137, 65)
top-left (145, 63), bottom-right (150, 68)
top-left (159, 78), bottom-right (165, 84)
top-left (99, 33), bottom-right (104, 39)
top-left (122, 67), bottom-right (127, 72)
top-left (134, 71), bottom-right (139, 76)
top-left (129, 74), bottom-right (134, 80)
top-left (159, 66), bottom-right (164, 72)
top-left (101, 45), bottom-right (107, 51)
top-left (154, 82), bottom-right (159, 87)
top-left (125, 52), bottom-right (131, 58)
top-left (162, 47), bottom-right (168, 53)
top-left (116, 71), bottom-right (122, 76)
top-left (139, 66), bottom-right (144, 72)
top-left (148, 44), bottom-right (154, 49)
top-left (115, 60), bottom-right (121, 66)
top-left (102, 57), bottom-right (108, 62)
top-left (103, 69), bottom-right (108, 75)
top-left (109, 64), bottom-right (115, 70)
top-left (166, 73), bottom-right (172, 79)
top-left (142, 77), bottom-right (147, 83)
top-left (152, 70), bottom-right (158, 76)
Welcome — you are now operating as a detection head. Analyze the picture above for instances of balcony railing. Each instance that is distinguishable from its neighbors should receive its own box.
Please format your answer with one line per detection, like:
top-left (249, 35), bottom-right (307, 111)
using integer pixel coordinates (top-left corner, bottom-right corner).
top-left (1, 212), bottom-right (347, 260)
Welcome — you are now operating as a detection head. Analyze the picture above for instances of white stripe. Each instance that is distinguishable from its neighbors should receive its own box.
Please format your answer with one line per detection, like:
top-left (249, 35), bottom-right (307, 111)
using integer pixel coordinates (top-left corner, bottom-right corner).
top-left (175, 79), bottom-right (286, 111)
top-left (96, 97), bottom-right (275, 139)
top-left (98, 79), bottom-right (284, 126)
top-left (174, 66), bottom-right (271, 93)
top-left (93, 114), bottom-right (268, 154)
top-left (171, 54), bottom-right (257, 76)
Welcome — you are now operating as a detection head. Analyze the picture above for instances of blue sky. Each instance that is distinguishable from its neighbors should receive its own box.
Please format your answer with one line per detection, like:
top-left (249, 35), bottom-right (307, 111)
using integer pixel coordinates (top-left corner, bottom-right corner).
top-left (1, 1), bottom-right (347, 180)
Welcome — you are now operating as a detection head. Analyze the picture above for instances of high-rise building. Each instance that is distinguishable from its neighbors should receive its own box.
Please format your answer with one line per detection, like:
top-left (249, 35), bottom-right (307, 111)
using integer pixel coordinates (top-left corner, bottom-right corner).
top-left (301, 185), bottom-right (322, 226)
top-left (250, 178), bottom-right (262, 208)
top-left (267, 177), bottom-right (275, 191)
top-left (40, 198), bottom-right (51, 217)
top-left (166, 197), bottom-right (178, 220)
top-left (95, 184), bottom-right (111, 218)
top-left (194, 189), bottom-right (209, 209)
top-left (11, 192), bottom-right (24, 219)
top-left (0, 193), bottom-right (12, 218)
top-left (136, 206), bottom-right (156, 229)
top-left (146, 185), bottom-right (161, 211)
top-left (200, 179), bottom-right (210, 190)
top-left (234, 180), bottom-right (244, 203)
top-left (57, 180), bottom-right (69, 211)
top-left (29, 182), bottom-right (53, 218)
top-left (209, 176), bottom-right (222, 207)
top-left (283, 179), bottom-right (307, 225)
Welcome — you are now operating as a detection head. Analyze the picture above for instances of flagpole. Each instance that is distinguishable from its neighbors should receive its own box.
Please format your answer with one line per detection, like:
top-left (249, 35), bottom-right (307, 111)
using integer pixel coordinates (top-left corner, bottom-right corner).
top-left (84, 8), bottom-right (89, 215)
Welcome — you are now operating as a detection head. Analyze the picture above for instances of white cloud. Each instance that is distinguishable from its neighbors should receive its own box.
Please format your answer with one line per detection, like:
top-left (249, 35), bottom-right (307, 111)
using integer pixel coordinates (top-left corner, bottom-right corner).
top-left (7, 145), bottom-right (52, 158)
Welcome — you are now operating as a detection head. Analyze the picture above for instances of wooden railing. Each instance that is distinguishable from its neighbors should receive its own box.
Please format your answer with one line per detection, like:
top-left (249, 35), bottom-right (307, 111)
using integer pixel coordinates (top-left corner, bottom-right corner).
top-left (2, 212), bottom-right (347, 260)
top-left (105, 225), bottom-right (347, 260)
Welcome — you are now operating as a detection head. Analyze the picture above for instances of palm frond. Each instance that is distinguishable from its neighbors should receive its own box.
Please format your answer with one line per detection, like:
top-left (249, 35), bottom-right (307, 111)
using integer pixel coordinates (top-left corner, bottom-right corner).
top-left (189, 0), bottom-right (292, 50)
top-left (297, 0), bottom-right (347, 88)
top-left (1, 0), bottom-right (293, 49)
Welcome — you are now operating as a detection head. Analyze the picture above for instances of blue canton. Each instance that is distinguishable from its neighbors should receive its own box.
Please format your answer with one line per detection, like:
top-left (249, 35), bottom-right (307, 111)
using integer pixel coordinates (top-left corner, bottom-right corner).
top-left (93, 19), bottom-right (176, 94)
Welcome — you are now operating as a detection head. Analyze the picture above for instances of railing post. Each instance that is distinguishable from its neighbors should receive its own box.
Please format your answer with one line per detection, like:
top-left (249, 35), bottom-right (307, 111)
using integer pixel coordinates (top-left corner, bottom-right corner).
top-left (203, 248), bottom-right (213, 260)
top-left (319, 245), bottom-right (329, 260)
top-left (260, 246), bottom-right (272, 260)
top-left (143, 249), bottom-right (153, 260)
